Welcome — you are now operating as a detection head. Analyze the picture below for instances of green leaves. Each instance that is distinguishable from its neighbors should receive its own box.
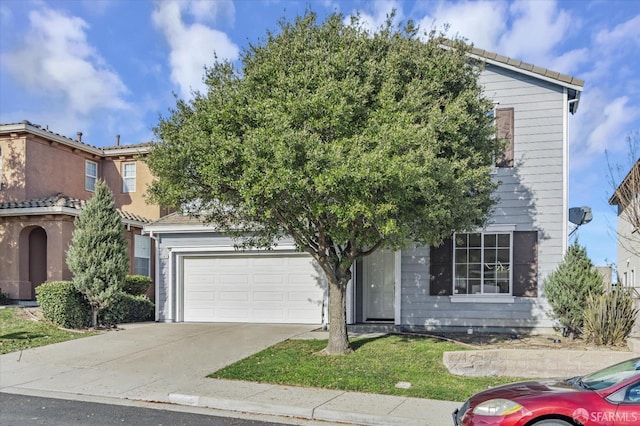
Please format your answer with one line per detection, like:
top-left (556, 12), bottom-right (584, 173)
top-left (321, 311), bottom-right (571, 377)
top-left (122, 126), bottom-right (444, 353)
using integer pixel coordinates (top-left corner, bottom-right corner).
top-left (146, 10), bottom-right (497, 278)
top-left (66, 180), bottom-right (129, 327)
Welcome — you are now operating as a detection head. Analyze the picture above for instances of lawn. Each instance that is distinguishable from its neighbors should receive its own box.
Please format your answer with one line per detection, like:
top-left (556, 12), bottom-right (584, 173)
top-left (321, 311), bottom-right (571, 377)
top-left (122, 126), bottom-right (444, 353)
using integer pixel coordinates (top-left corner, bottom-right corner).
top-left (0, 307), bottom-right (93, 355)
top-left (209, 334), bottom-right (524, 402)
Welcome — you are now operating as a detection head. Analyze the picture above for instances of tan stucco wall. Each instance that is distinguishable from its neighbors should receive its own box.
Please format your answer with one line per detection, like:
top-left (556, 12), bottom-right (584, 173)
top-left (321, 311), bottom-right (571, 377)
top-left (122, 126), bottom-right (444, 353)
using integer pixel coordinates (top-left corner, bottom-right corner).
top-left (0, 135), bottom-right (27, 202)
top-left (0, 214), bottom-right (154, 300)
top-left (103, 157), bottom-right (162, 220)
top-left (0, 215), bottom-right (75, 299)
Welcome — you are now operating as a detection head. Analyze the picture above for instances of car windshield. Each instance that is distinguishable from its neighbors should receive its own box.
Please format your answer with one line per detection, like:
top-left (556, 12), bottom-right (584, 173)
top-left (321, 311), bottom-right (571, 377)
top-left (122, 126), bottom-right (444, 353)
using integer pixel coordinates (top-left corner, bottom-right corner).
top-left (581, 358), bottom-right (640, 390)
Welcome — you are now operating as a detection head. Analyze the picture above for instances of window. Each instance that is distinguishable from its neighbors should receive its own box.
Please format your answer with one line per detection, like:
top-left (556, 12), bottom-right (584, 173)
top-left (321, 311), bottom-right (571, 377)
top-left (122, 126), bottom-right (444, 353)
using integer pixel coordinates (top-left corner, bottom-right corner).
top-left (454, 233), bottom-right (511, 295)
top-left (134, 235), bottom-right (151, 276)
top-left (85, 160), bottom-right (97, 191)
top-left (122, 162), bottom-right (136, 193)
top-left (0, 147), bottom-right (3, 189)
top-left (495, 107), bottom-right (514, 167)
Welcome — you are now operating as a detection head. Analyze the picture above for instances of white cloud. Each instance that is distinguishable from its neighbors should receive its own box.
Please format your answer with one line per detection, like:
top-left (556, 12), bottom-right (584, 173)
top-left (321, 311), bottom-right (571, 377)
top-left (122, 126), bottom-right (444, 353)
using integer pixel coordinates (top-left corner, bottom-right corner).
top-left (595, 15), bottom-right (640, 47)
top-left (152, 0), bottom-right (239, 100)
top-left (497, 0), bottom-right (572, 65)
top-left (586, 96), bottom-right (639, 154)
top-left (416, 1), bottom-right (507, 49)
top-left (345, 0), bottom-right (403, 33)
top-left (2, 7), bottom-right (129, 114)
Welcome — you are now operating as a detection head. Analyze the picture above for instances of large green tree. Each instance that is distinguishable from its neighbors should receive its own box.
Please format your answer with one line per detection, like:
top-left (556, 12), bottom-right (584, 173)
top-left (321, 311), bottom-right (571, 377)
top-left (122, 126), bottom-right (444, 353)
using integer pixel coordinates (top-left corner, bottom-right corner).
top-left (67, 180), bottom-right (129, 328)
top-left (147, 12), bottom-right (501, 354)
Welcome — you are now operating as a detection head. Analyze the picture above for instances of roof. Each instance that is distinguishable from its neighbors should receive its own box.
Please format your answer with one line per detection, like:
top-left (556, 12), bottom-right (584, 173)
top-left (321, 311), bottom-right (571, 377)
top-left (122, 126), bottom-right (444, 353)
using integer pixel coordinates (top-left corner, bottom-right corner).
top-left (470, 47), bottom-right (584, 88)
top-left (609, 159), bottom-right (640, 206)
top-left (0, 193), bottom-right (152, 225)
top-left (144, 212), bottom-right (222, 234)
top-left (0, 121), bottom-right (153, 156)
top-left (467, 46), bottom-right (584, 114)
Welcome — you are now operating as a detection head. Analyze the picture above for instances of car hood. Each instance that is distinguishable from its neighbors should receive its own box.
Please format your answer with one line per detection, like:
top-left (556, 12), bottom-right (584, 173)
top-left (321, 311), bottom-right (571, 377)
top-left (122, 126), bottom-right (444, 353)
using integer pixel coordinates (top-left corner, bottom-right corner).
top-left (469, 379), bottom-right (579, 403)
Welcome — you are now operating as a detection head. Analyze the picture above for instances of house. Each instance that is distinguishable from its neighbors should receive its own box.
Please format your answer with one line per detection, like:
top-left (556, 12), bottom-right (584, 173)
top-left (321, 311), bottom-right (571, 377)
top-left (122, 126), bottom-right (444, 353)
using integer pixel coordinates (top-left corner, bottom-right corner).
top-left (0, 121), bottom-right (167, 301)
top-left (609, 159), bottom-right (640, 336)
top-left (146, 47), bottom-right (584, 334)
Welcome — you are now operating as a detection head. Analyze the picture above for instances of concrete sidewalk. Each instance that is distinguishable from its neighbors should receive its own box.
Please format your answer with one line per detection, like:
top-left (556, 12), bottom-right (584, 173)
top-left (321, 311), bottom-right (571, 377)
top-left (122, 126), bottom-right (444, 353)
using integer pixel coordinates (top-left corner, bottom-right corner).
top-left (0, 322), bottom-right (459, 426)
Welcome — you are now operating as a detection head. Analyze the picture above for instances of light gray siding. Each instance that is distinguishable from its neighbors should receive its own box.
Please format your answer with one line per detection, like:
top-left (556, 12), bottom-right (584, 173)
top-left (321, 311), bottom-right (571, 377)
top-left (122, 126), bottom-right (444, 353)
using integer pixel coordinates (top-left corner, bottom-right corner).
top-left (397, 64), bottom-right (567, 333)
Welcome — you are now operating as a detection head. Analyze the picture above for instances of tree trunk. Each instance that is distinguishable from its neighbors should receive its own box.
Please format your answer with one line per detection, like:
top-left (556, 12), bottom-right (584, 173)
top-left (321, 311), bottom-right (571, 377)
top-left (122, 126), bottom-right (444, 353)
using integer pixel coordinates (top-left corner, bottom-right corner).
top-left (323, 276), bottom-right (352, 355)
top-left (91, 307), bottom-right (98, 329)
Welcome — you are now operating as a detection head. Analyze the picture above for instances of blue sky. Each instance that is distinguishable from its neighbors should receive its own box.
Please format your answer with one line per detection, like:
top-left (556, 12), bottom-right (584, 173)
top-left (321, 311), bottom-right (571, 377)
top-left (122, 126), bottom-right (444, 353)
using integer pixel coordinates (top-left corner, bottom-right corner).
top-left (1, 0), bottom-right (639, 270)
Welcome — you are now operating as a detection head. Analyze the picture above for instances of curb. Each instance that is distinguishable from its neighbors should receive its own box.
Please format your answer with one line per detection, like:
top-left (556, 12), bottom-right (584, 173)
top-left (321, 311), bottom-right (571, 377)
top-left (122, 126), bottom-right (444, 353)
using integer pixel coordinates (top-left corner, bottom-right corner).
top-left (168, 392), bottom-right (421, 426)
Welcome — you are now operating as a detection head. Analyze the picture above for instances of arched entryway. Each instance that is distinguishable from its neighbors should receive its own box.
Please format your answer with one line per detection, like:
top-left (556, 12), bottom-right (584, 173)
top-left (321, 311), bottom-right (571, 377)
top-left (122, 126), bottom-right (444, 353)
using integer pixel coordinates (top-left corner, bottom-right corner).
top-left (19, 226), bottom-right (48, 299)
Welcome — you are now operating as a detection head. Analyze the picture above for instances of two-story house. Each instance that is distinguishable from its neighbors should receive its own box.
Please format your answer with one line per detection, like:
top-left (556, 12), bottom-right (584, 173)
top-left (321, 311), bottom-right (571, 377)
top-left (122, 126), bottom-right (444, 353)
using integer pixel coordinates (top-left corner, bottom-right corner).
top-left (0, 121), bottom-right (166, 300)
top-left (145, 47), bottom-right (584, 333)
top-left (610, 159), bottom-right (640, 336)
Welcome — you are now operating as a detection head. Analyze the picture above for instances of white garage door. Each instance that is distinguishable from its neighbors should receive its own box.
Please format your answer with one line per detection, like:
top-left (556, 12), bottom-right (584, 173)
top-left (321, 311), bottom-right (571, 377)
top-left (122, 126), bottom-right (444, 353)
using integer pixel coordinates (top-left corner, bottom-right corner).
top-left (182, 254), bottom-right (325, 323)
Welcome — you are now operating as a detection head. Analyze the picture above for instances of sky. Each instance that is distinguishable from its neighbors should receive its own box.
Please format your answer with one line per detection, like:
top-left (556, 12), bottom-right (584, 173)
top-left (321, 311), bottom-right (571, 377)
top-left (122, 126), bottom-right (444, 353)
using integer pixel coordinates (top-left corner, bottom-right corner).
top-left (1, 0), bottom-right (639, 271)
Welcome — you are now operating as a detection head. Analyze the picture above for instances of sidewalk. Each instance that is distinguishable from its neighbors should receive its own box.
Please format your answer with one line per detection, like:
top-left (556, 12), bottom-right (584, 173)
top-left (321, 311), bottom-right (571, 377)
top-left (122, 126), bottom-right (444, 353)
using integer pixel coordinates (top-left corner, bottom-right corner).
top-left (0, 322), bottom-right (459, 426)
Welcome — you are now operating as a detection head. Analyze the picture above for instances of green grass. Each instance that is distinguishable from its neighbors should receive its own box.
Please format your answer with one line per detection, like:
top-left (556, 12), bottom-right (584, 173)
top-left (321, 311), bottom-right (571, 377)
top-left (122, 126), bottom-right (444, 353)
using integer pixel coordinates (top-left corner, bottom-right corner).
top-left (0, 307), bottom-right (93, 355)
top-left (209, 334), bottom-right (524, 402)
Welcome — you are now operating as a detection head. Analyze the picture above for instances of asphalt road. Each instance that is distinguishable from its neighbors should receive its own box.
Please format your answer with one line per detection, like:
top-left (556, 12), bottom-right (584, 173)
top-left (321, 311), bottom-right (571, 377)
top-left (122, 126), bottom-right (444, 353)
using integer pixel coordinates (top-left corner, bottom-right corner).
top-left (0, 393), bottom-right (290, 426)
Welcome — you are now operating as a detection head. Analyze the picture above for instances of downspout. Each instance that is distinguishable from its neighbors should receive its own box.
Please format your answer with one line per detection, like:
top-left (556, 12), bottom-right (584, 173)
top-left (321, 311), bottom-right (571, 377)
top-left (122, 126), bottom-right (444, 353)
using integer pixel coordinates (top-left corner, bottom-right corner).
top-left (147, 230), bottom-right (160, 322)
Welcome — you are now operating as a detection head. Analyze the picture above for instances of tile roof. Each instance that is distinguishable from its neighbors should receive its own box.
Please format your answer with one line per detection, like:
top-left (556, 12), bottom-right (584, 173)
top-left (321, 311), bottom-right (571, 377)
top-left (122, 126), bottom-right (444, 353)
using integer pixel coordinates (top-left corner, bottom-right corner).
top-left (470, 46), bottom-right (585, 88)
top-left (0, 193), bottom-right (152, 223)
top-left (0, 121), bottom-right (154, 154)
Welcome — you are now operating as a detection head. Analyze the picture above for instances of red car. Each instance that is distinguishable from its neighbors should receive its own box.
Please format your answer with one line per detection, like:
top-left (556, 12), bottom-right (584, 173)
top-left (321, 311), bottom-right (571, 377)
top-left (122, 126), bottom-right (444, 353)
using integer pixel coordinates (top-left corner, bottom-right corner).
top-left (453, 357), bottom-right (640, 426)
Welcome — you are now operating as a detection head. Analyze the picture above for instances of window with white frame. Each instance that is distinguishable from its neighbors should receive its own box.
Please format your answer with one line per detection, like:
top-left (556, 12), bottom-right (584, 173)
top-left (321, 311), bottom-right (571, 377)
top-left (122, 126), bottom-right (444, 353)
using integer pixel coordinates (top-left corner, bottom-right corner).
top-left (85, 160), bottom-right (97, 191)
top-left (134, 234), bottom-right (151, 276)
top-left (454, 232), bottom-right (512, 295)
top-left (122, 162), bottom-right (136, 193)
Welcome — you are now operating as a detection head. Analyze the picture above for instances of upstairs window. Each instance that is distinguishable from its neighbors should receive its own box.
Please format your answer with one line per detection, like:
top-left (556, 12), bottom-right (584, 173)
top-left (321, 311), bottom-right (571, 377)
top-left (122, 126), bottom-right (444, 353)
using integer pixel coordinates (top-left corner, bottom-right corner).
top-left (0, 147), bottom-right (3, 189)
top-left (122, 162), bottom-right (136, 193)
top-left (454, 232), bottom-right (512, 295)
top-left (495, 107), bottom-right (514, 168)
top-left (85, 160), bottom-right (97, 191)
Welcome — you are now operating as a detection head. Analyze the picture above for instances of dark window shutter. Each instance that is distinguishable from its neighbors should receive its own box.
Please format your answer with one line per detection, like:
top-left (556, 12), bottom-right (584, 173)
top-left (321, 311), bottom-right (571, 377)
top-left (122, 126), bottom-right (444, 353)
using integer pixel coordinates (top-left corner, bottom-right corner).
top-left (512, 231), bottom-right (538, 297)
top-left (496, 108), bottom-right (514, 168)
top-left (430, 237), bottom-right (453, 296)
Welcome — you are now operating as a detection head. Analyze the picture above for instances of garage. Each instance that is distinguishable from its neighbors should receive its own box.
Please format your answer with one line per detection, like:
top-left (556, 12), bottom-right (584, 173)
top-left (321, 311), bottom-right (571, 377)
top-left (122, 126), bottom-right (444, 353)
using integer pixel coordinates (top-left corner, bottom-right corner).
top-left (181, 254), bottom-right (325, 323)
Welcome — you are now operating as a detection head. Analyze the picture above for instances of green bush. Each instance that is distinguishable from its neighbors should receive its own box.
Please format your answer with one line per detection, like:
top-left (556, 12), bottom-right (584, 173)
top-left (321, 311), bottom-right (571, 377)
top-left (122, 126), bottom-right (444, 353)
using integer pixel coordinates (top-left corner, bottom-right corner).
top-left (544, 242), bottom-right (604, 339)
top-left (583, 288), bottom-right (638, 346)
top-left (122, 275), bottom-right (152, 296)
top-left (35, 281), bottom-right (90, 329)
top-left (100, 293), bottom-right (155, 325)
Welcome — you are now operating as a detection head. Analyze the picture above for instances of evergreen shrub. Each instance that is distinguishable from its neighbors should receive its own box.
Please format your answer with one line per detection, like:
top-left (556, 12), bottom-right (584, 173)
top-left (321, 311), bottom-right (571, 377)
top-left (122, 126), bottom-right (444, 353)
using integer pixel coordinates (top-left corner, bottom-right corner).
top-left (122, 275), bottom-right (152, 296)
top-left (100, 293), bottom-right (155, 325)
top-left (35, 281), bottom-right (90, 329)
top-left (544, 241), bottom-right (604, 338)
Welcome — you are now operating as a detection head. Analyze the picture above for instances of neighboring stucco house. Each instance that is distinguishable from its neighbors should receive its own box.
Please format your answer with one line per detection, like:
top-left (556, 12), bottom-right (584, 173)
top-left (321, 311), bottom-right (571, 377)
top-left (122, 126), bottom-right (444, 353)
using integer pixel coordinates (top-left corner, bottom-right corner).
top-left (609, 159), bottom-right (640, 336)
top-left (146, 47), bottom-right (584, 334)
top-left (0, 121), bottom-right (167, 300)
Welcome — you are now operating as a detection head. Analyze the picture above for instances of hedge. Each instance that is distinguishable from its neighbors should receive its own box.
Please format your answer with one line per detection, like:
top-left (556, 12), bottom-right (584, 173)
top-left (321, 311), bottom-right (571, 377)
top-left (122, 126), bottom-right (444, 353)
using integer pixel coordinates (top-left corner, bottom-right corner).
top-left (36, 277), bottom-right (155, 329)
top-left (35, 281), bottom-right (91, 329)
top-left (100, 293), bottom-right (155, 325)
top-left (122, 275), bottom-right (152, 296)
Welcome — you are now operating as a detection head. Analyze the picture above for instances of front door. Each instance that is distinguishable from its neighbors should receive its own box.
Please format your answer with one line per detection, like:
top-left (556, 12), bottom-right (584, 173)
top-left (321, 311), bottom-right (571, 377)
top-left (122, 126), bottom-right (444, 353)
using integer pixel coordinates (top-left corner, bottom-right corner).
top-left (362, 250), bottom-right (395, 320)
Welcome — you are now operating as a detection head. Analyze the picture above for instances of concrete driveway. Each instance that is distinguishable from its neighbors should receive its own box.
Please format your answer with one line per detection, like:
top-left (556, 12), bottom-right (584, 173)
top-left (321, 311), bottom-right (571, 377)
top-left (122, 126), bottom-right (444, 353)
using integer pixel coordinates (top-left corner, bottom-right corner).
top-left (0, 322), bottom-right (316, 402)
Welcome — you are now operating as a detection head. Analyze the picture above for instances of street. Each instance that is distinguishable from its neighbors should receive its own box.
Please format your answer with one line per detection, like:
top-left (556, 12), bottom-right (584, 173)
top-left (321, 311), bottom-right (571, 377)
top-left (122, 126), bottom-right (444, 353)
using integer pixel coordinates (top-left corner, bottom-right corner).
top-left (0, 393), bottom-right (296, 426)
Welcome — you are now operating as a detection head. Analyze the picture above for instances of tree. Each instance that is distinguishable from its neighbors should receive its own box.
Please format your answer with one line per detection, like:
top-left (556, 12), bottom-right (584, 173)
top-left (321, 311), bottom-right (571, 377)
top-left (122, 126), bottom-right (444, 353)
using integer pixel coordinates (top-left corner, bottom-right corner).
top-left (146, 12), bottom-right (501, 354)
top-left (544, 241), bottom-right (604, 339)
top-left (607, 132), bottom-right (640, 258)
top-left (67, 180), bottom-right (129, 328)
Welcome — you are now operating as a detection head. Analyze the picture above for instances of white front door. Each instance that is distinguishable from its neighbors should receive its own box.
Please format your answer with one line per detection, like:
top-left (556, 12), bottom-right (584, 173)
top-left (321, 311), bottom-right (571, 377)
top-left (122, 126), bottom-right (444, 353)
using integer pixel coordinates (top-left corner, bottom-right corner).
top-left (362, 250), bottom-right (395, 320)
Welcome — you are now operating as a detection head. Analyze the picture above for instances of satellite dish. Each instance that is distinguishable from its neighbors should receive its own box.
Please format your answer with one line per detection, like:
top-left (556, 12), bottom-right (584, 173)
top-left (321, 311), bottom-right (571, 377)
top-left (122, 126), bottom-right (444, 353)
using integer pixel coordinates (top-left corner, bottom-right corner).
top-left (569, 206), bottom-right (592, 226)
